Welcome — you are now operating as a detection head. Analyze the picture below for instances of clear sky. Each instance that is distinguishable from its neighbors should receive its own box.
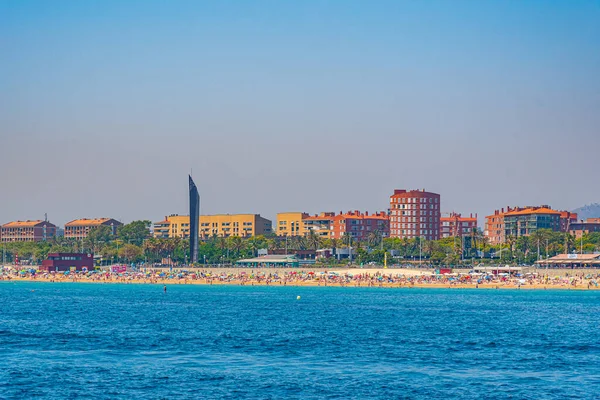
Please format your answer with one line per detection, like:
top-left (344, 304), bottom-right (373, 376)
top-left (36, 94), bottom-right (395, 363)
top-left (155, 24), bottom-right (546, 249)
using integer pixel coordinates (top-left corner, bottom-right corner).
top-left (1, 0), bottom-right (599, 227)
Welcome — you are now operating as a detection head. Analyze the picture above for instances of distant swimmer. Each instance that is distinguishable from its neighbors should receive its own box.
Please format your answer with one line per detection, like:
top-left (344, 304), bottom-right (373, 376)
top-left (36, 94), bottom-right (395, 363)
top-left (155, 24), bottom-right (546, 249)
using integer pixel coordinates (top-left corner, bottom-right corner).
top-left (163, 285), bottom-right (167, 293)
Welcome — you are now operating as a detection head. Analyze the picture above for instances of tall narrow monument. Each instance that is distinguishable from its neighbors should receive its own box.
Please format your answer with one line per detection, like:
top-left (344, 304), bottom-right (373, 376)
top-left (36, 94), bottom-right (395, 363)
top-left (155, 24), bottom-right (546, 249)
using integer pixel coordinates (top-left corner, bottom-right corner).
top-left (189, 175), bottom-right (200, 264)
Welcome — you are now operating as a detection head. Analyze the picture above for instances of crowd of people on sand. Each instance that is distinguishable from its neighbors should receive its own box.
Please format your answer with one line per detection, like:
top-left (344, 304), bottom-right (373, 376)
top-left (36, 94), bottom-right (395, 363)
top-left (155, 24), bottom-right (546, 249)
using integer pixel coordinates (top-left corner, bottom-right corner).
top-left (1, 266), bottom-right (599, 289)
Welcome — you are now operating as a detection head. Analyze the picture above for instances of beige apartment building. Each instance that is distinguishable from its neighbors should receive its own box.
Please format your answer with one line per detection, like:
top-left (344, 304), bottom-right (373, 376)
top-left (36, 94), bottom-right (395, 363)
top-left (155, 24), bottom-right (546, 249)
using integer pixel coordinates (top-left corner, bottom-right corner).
top-left (276, 212), bottom-right (336, 239)
top-left (276, 212), bottom-right (309, 236)
top-left (153, 214), bottom-right (272, 239)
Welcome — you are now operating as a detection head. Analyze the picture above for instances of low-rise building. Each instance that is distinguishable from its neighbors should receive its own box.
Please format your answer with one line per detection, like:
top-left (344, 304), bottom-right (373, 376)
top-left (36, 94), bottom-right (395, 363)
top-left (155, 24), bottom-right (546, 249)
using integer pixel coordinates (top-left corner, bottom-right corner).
top-left (64, 218), bottom-right (122, 240)
top-left (39, 253), bottom-right (94, 272)
top-left (569, 218), bottom-right (600, 239)
top-left (1, 220), bottom-right (57, 242)
top-left (440, 213), bottom-right (478, 238)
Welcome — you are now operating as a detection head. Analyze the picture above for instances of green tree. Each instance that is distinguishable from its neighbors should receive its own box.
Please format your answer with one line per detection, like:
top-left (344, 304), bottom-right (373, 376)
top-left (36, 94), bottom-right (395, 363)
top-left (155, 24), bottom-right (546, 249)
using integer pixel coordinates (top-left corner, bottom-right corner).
top-left (306, 230), bottom-right (322, 252)
top-left (118, 220), bottom-right (151, 246)
top-left (85, 225), bottom-right (113, 253)
top-left (119, 244), bottom-right (142, 263)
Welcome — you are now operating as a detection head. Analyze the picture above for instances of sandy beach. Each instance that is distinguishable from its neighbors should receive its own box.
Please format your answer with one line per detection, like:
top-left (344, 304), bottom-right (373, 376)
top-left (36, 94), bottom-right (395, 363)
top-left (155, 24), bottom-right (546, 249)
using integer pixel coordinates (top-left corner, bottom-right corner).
top-left (3, 267), bottom-right (599, 290)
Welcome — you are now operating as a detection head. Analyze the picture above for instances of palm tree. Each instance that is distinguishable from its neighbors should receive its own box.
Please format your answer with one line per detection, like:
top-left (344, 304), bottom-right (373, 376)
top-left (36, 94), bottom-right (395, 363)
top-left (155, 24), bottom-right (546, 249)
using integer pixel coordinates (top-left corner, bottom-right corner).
top-left (306, 230), bottom-right (322, 252)
top-left (246, 237), bottom-right (260, 257)
top-left (227, 236), bottom-right (245, 256)
top-left (341, 233), bottom-right (353, 248)
top-left (366, 230), bottom-right (380, 249)
top-left (266, 238), bottom-right (279, 252)
top-left (505, 235), bottom-right (517, 262)
top-left (563, 233), bottom-right (575, 254)
top-left (423, 240), bottom-right (437, 258)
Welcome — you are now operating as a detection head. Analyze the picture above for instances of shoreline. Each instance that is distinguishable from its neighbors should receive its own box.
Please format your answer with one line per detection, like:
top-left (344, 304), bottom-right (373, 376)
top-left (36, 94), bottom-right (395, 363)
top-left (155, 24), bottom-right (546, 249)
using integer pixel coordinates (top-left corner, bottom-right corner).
top-left (3, 277), bottom-right (599, 291)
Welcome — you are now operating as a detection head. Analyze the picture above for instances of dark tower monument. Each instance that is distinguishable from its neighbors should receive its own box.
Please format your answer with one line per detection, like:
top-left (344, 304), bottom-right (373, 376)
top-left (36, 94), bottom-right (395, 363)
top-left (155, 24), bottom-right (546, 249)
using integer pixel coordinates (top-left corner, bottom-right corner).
top-left (189, 175), bottom-right (200, 264)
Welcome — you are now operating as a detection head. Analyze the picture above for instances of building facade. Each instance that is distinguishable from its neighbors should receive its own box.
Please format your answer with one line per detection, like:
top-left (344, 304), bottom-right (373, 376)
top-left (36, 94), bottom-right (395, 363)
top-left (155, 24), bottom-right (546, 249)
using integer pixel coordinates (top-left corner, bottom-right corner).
top-left (276, 212), bottom-right (309, 236)
top-left (485, 206), bottom-right (576, 244)
top-left (330, 211), bottom-right (389, 241)
top-left (569, 218), bottom-right (600, 239)
top-left (389, 189), bottom-right (440, 240)
top-left (560, 211), bottom-right (578, 232)
top-left (504, 207), bottom-right (561, 237)
top-left (153, 214), bottom-right (272, 239)
top-left (40, 253), bottom-right (94, 272)
top-left (64, 218), bottom-right (122, 240)
top-left (153, 215), bottom-right (190, 238)
top-left (304, 212), bottom-right (336, 239)
top-left (199, 214), bottom-right (272, 238)
top-left (440, 213), bottom-right (478, 238)
top-left (1, 220), bottom-right (57, 242)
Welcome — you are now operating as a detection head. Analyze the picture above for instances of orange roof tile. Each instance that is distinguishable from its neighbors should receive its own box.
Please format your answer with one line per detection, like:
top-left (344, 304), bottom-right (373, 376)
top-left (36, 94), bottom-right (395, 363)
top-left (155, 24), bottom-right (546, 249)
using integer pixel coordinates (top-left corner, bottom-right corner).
top-left (504, 207), bottom-right (561, 216)
top-left (2, 220), bottom-right (49, 228)
top-left (65, 218), bottom-right (115, 227)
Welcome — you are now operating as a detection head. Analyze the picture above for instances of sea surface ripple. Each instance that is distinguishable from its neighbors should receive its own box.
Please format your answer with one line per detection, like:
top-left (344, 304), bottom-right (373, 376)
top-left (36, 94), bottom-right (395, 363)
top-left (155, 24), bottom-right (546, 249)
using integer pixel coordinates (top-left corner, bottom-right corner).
top-left (1, 282), bottom-right (599, 399)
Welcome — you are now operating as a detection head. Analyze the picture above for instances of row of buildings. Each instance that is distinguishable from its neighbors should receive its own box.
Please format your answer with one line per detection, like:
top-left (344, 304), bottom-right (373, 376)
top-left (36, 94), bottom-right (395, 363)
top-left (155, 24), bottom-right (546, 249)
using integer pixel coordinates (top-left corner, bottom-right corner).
top-left (3, 189), bottom-right (599, 244)
top-left (0, 218), bottom-right (121, 242)
top-left (483, 206), bottom-right (593, 243)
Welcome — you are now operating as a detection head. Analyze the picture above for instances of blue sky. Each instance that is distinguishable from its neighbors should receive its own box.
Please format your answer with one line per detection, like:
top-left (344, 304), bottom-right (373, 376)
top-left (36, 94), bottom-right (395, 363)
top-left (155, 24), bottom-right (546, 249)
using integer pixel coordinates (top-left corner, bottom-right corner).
top-left (1, 0), bottom-right (599, 226)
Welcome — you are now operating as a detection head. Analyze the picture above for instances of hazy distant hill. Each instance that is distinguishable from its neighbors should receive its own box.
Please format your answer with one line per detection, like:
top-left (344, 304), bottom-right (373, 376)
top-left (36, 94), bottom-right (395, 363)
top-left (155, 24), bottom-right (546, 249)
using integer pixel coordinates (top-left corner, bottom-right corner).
top-left (572, 203), bottom-right (600, 220)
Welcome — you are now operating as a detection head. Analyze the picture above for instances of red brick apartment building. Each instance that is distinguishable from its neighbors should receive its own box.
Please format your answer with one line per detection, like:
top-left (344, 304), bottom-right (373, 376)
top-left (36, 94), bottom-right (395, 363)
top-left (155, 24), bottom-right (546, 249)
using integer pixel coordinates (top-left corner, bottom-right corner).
top-left (1, 220), bottom-right (57, 242)
top-left (64, 218), bottom-right (122, 240)
top-left (389, 189), bottom-right (440, 240)
top-left (569, 218), bottom-right (600, 239)
top-left (330, 211), bottom-right (389, 241)
top-left (440, 213), bottom-right (478, 238)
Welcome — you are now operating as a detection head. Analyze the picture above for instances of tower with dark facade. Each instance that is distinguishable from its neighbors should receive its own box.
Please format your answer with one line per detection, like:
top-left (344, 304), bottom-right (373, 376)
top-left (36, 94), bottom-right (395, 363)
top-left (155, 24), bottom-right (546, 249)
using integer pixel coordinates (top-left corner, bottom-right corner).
top-left (188, 175), bottom-right (200, 264)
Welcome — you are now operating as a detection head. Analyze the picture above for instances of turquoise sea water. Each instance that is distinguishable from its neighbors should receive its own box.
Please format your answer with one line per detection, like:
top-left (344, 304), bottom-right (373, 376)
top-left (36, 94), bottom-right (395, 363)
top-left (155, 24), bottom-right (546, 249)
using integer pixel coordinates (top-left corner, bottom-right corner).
top-left (0, 282), bottom-right (599, 399)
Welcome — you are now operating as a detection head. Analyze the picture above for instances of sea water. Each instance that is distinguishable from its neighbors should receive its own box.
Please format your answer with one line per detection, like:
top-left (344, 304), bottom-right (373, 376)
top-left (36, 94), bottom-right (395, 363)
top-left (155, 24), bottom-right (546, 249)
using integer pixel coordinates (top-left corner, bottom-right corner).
top-left (0, 282), bottom-right (599, 399)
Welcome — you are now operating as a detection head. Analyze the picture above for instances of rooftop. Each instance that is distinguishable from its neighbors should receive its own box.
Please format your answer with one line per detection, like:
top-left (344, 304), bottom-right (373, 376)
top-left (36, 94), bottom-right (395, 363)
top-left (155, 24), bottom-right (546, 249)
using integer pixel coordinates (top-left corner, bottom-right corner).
top-left (504, 207), bottom-right (561, 216)
top-left (2, 220), bottom-right (53, 228)
top-left (65, 218), bottom-right (116, 226)
top-left (535, 253), bottom-right (600, 264)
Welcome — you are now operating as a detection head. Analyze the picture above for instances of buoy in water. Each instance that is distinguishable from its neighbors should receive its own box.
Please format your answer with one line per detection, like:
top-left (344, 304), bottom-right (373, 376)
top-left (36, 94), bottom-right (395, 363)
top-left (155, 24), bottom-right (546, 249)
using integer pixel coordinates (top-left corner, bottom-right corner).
top-left (296, 296), bottom-right (301, 300)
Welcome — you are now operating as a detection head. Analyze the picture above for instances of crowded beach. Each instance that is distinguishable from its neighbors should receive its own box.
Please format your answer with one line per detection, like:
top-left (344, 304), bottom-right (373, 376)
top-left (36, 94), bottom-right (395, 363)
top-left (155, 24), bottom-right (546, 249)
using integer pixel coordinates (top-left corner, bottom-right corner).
top-left (1, 266), bottom-right (599, 290)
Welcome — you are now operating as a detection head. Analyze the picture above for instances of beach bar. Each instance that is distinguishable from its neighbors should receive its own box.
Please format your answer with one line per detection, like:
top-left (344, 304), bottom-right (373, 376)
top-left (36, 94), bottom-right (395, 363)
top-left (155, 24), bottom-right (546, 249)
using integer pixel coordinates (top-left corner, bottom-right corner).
top-left (535, 253), bottom-right (600, 268)
top-left (236, 255), bottom-right (299, 268)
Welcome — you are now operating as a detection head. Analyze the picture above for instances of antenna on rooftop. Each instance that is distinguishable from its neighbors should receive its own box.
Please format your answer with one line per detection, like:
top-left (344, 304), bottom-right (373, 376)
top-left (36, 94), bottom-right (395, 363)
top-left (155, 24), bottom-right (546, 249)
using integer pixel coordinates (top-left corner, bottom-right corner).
top-left (44, 213), bottom-right (47, 222)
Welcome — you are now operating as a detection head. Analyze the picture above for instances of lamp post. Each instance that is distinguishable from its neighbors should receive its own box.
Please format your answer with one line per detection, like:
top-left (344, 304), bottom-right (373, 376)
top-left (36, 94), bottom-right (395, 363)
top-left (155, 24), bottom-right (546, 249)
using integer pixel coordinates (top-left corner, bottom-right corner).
top-left (419, 236), bottom-right (422, 266)
top-left (348, 234), bottom-right (352, 265)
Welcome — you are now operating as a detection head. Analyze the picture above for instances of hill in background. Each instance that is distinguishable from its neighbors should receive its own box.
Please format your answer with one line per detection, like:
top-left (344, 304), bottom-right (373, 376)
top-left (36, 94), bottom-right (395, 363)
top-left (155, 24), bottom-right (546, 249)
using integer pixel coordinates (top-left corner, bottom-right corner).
top-left (572, 203), bottom-right (600, 221)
